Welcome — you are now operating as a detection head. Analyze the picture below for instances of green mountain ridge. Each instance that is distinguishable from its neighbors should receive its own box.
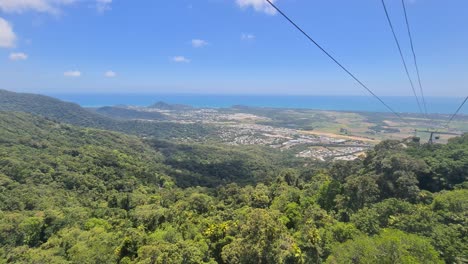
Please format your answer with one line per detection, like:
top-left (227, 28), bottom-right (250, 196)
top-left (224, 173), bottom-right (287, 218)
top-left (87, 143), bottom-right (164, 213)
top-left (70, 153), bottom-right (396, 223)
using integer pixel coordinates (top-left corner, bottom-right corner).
top-left (0, 89), bottom-right (112, 127)
top-left (93, 106), bottom-right (167, 121)
top-left (0, 89), bottom-right (212, 140)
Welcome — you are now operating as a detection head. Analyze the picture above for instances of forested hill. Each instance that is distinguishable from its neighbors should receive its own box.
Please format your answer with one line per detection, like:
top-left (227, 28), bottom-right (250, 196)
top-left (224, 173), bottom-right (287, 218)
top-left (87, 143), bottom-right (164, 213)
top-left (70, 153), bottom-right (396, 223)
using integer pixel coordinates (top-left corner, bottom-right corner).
top-left (0, 89), bottom-right (113, 127)
top-left (148, 101), bottom-right (193, 110)
top-left (0, 111), bottom-right (466, 263)
top-left (0, 111), bottom-right (290, 188)
top-left (93, 106), bottom-right (167, 121)
top-left (0, 89), bottom-right (212, 140)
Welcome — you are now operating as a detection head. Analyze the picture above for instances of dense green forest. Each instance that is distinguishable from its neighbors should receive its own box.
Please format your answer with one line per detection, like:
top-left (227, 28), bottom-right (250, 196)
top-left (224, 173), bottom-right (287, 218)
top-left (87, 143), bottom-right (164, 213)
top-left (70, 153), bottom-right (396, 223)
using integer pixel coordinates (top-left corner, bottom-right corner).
top-left (0, 110), bottom-right (466, 263)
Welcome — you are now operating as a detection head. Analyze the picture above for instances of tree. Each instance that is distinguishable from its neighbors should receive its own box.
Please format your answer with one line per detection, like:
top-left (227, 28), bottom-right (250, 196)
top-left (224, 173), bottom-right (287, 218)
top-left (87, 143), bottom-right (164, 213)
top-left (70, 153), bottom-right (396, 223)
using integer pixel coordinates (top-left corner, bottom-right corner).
top-left (339, 174), bottom-right (380, 213)
top-left (326, 229), bottom-right (443, 264)
top-left (221, 209), bottom-right (303, 264)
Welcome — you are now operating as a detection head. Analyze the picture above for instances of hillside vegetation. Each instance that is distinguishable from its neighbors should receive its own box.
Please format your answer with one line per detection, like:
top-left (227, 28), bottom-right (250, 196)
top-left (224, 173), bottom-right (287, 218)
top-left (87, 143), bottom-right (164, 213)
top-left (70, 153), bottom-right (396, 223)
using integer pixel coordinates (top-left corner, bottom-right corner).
top-left (0, 111), bottom-right (466, 263)
top-left (0, 89), bottom-right (212, 140)
top-left (93, 106), bottom-right (167, 121)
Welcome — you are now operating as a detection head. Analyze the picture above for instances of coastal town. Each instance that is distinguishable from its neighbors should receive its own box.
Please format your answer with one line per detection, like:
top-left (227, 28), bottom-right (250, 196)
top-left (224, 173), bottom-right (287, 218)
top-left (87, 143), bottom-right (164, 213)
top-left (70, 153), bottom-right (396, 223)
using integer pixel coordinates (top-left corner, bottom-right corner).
top-left (216, 123), bottom-right (371, 161)
top-left (127, 105), bottom-right (374, 161)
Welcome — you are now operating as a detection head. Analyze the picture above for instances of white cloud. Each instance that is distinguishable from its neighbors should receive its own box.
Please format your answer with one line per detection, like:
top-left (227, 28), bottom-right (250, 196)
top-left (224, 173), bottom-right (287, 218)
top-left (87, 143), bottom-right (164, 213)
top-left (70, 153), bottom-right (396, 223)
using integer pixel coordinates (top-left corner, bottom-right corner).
top-left (236, 0), bottom-right (277, 15)
top-left (191, 39), bottom-right (208, 48)
top-left (64, 70), bottom-right (81, 77)
top-left (96, 0), bottom-right (111, 13)
top-left (172, 56), bottom-right (190, 63)
top-left (104, 70), bottom-right (116, 77)
top-left (0, 17), bottom-right (16, 48)
top-left (9, 52), bottom-right (28, 60)
top-left (0, 0), bottom-right (76, 14)
top-left (241, 33), bottom-right (255, 40)
top-left (0, 0), bottom-right (111, 14)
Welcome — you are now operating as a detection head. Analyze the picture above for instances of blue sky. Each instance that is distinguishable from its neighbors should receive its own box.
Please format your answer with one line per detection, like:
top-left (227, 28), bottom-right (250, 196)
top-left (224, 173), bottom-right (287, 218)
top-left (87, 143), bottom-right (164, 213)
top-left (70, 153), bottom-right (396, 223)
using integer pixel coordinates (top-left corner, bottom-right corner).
top-left (0, 0), bottom-right (467, 96)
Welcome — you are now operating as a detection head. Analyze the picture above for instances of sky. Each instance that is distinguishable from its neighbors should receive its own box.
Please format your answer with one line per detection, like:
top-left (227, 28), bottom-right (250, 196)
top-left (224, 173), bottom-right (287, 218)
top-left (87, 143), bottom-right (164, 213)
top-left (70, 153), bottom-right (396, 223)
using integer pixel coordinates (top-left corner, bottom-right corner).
top-left (0, 0), bottom-right (467, 97)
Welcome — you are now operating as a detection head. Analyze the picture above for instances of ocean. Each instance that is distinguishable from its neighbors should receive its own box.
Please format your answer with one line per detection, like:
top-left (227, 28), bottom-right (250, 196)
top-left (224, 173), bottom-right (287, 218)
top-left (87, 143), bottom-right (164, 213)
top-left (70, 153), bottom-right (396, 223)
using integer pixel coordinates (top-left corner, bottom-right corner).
top-left (48, 94), bottom-right (468, 115)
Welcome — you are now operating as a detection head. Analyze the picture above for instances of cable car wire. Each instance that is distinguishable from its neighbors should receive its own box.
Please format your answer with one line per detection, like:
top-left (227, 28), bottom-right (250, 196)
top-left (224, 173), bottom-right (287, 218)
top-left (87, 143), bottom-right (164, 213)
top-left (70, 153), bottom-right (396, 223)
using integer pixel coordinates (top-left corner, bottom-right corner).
top-left (264, 0), bottom-right (406, 122)
top-left (381, 0), bottom-right (423, 115)
top-left (401, 0), bottom-right (429, 116)
top-left (446, 96), bottom-right (468, 128)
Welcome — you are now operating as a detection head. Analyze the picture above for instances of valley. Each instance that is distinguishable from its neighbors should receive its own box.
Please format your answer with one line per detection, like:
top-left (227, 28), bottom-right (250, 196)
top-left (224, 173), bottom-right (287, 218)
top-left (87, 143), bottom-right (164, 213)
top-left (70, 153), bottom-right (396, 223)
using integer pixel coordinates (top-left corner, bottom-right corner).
top-left (88, 102), bottom-right (468, 162)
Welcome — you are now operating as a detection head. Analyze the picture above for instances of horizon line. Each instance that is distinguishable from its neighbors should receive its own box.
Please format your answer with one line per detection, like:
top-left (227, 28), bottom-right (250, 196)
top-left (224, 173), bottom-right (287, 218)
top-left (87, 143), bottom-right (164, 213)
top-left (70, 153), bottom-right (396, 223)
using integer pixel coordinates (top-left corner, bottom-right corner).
top-left (43, 92), bottom-right (466, 99)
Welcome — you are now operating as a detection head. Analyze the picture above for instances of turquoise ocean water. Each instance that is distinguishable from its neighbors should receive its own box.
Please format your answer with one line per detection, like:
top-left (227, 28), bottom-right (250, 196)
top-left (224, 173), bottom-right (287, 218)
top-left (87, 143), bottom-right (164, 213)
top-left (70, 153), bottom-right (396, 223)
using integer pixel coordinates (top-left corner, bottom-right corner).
top-left (48, 94), bottom-right (467, 115)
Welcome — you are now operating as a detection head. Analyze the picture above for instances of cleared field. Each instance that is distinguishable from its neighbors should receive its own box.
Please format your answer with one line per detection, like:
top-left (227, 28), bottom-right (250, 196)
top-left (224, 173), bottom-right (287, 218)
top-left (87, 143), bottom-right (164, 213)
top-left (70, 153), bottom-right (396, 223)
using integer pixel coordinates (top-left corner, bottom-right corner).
top-left (299, 130), bottom-right (380, 143)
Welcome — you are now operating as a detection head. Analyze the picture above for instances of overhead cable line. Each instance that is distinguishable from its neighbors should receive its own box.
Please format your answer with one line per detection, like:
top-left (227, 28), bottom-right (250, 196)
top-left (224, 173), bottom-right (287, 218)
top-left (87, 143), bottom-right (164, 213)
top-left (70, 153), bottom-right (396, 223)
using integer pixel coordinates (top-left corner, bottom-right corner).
top-left (446, 96), bottom-right (468, 128)
top-left (264, 0), bottom-right (406, 122)
top-left (381, 0), bottom-right (424, 116)
top-left (401, 0), bottom-right (429, 116)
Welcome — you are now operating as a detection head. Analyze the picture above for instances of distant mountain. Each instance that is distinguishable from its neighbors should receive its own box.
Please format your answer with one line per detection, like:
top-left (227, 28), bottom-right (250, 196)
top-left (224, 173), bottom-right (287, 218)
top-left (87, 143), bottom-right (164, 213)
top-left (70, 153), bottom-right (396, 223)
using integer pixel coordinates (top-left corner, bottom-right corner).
top-left (94, 106), bottom-right (166, 120)
top-left (0, 89), bottom-right (114, 127)
top-left (148, 101), bottom-right (193, 110)
top-left (0, 89), bottom-right (212, 139)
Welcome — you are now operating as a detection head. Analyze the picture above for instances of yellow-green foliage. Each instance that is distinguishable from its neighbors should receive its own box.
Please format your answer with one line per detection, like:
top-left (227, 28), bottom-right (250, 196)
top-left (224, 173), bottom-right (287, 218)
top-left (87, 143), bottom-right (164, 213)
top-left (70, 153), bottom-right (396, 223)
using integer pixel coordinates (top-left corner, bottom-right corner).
top-left (0, 112), bottom-right (466, 263)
